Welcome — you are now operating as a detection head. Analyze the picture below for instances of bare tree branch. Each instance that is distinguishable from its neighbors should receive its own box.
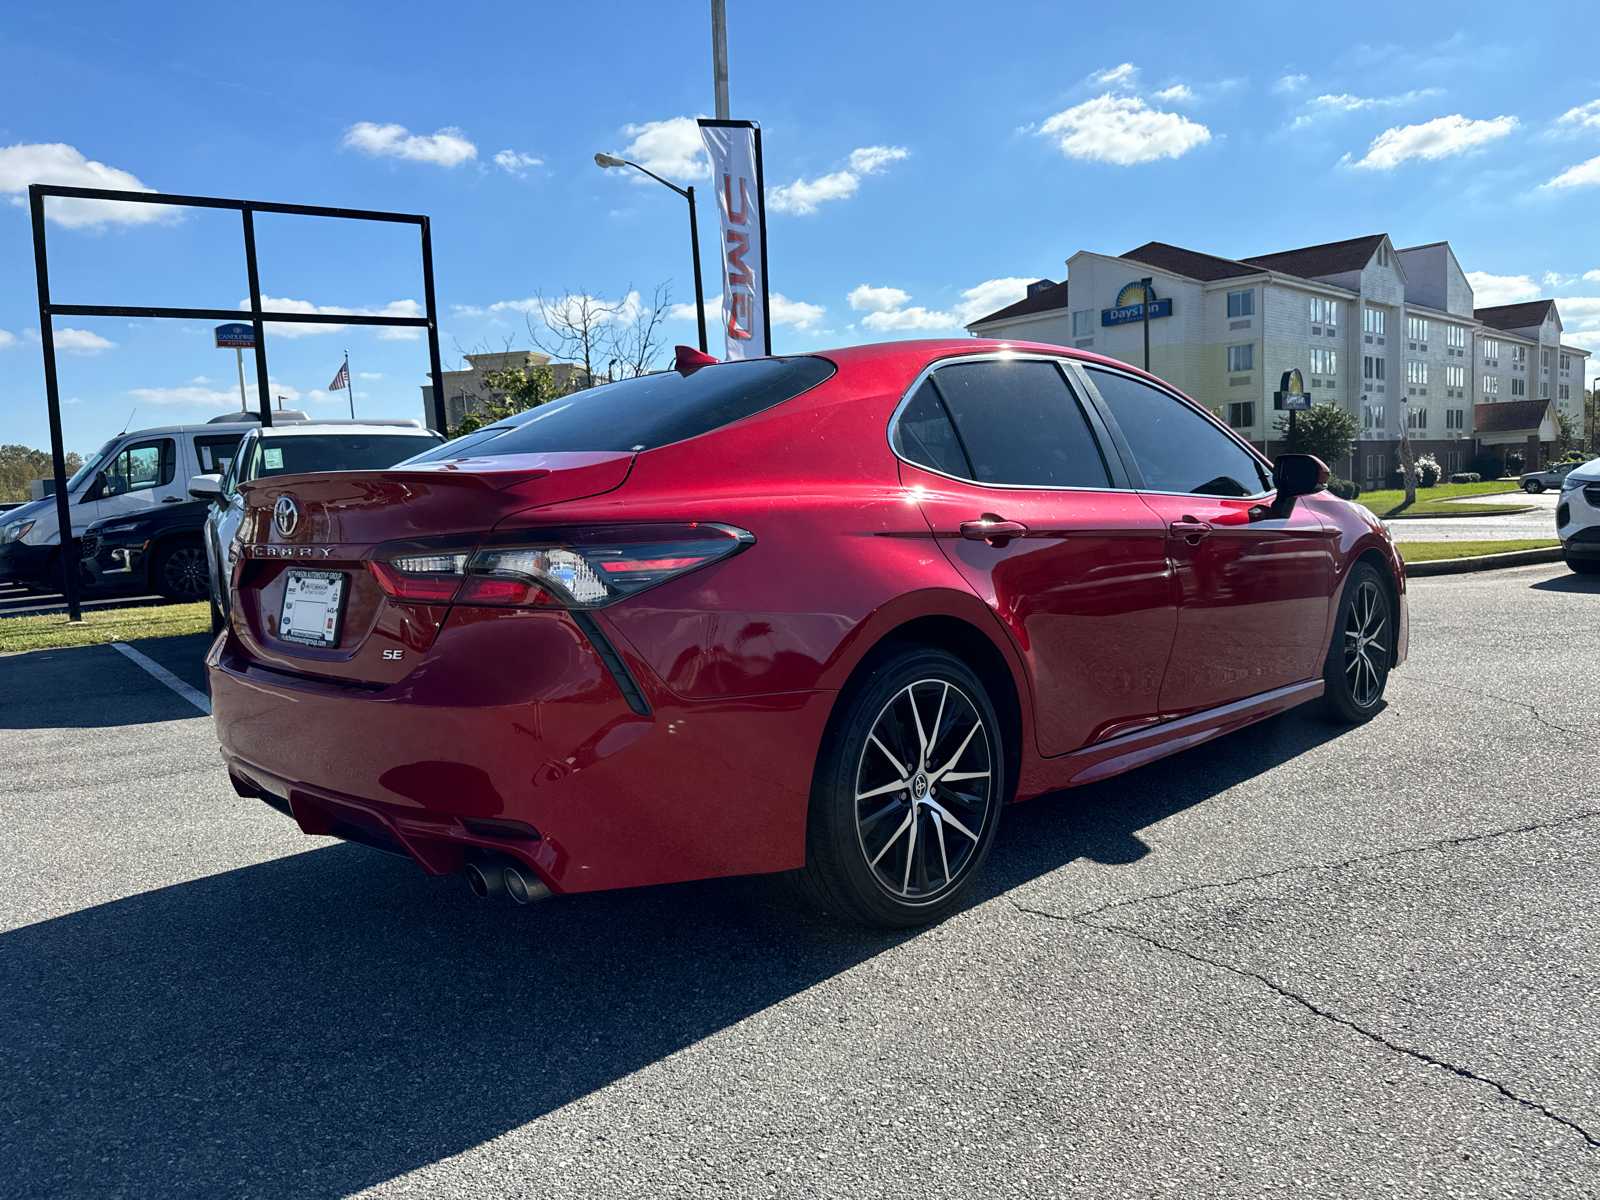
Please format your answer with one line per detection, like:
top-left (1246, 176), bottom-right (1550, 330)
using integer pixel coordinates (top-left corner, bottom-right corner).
top-left (609, 282), bottom-right (673, 378)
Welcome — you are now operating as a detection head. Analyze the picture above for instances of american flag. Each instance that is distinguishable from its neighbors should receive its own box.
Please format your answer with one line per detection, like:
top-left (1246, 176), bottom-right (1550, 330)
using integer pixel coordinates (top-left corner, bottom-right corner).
top-left (329, 363), bottom-right (349, 391)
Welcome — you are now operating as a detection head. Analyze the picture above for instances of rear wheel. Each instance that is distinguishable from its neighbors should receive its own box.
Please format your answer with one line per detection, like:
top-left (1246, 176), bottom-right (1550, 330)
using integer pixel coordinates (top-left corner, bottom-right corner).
top-left (153, 538), bottom-right (209, 602)
top-left (1321, 563), bottom-right (1393, 724)
top-left (1524, 480), bottom-right (1542, 493)
top-left (1566, 555), bottom-right (1600, 576)
top-left (796, 646), bottom-right (1004, 928)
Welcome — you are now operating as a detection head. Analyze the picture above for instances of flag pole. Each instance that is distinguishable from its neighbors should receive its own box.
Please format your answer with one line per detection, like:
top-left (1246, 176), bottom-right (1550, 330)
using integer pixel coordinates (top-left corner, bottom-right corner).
top-left (344, 350), bottom-right (354, 418)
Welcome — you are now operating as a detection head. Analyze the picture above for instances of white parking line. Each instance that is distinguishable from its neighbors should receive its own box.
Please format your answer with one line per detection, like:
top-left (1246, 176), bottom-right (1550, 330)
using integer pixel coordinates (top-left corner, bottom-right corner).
top-left (110, 641), bottom-right (211, 715)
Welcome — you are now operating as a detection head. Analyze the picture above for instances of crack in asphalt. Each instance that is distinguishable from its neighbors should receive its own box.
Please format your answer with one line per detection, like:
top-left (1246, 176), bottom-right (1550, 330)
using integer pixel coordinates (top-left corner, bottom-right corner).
top-left (1063, 807), bottom-right (1600, 923)
top-left (1396, 673), bottom-right (1587, 736)
top-left (1013, 900), bottom-right (1600, 1151)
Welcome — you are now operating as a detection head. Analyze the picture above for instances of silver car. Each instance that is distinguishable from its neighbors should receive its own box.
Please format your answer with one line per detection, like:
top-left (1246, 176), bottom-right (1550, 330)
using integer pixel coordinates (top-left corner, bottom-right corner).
top-left (189, 422), bottom-right (444, 631)
top-left (1519, 461), bottom-right (1581, 493)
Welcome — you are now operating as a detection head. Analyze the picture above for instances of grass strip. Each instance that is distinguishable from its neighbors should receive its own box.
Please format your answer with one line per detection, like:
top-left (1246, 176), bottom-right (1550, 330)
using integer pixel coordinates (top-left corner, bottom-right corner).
top-left (1396, 540), bottom-right (1558, 563)
top-left (1355, 482), bottom-right (1525, 518)
top-left (0, 601), bottom-right (210, 653)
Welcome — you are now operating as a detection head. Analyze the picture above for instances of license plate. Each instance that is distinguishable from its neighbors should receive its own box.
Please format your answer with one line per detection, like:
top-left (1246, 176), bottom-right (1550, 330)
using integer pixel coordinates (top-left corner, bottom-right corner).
top-left (279, 569), bottom-right (347, 647)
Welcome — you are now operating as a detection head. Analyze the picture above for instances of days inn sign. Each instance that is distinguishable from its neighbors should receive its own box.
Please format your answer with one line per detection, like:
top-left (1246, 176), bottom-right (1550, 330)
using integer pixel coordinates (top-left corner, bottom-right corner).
top-left (1101, 281), bottom-right (1173, 327)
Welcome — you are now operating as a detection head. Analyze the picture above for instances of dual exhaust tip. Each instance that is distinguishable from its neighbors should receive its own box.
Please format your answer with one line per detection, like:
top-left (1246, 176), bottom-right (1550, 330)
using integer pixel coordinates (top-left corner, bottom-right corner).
top-left (464, 859), bottom-right (551, 905)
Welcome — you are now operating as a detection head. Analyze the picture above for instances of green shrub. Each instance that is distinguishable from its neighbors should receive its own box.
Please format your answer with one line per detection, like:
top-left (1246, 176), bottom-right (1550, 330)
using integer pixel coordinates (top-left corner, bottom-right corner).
top-left (1415, 455), bottom-right (1441, 488)
top-left (1505, 451), bottom-right (1525, 475)
top-left (1468, 451), bottom-right (1506, 480)
top-left (1448, 472), bottom-right (1481, 484)
top-left (1326, 476), bottom-right (1361, 500)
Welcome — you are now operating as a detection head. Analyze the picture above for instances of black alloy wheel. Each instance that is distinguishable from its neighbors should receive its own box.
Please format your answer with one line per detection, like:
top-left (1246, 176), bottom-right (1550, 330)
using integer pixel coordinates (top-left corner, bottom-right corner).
top-left (1321, 563), bottom-right (1393, 723)
top-left (797, 645), bottom-right (1004, 928)
top-left (154, 539), bottom-right (210, 602)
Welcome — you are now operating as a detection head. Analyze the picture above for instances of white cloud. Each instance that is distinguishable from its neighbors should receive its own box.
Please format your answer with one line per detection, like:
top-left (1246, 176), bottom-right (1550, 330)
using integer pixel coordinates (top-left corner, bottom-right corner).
top-left (493, 150), bottom-right (542, 176)
top-left (240, 296), bottom-right (423, 340)
top-left (1039, 94), bottom-right (1211, 164)
top-left (0, 142), bottom-right (172, 228)
top-left (54, 328), bottom-right (115, 355)
top-left (0, 329), bottom-right (14, 349)
top-left (1273, 74), bottom-right (1308, 94)
top-left (955, 278), bottom-right (1035, 324)
top-left (1089, 63), bottom-right (1138, 88)
top-left (1543, 271), bottom-right (1566, 289)
top-left (131, 380), bottom-right (301, 408)
top-left (848, 145), bottom-right (909, 174)
top-left (769, 171), bottom-right (859, 214)
top-left (665, 292), bottom-right (825, 331)
top-left (862, 307), bottom-right (960, 331)
top-left (1543, 154), bottom-right (1600, 190)
top-left (1153, 85), bottom-right (1193, 103)
top-left (849, 285), bottom-right (911, 313)
top-left (1349, 114), bottom-right (1518, 169)
top-left (1557, 100), bottom-right (1600, 131)
top-left (1554, 296), bottom-right (1600, 324)
top-left (1584, 270), bottom-right (1600, 283)
top-left (617, 117), bottom-right (708, 181)
top-left (343, 123), bottom-right (477, 168)
top-left (1466, 271), bottom-right (1542, 305)
top-left (771, 293), bottom-right (827, 330)
top-left (490, 292), bottom-right (645, 331)
top-left (359, 372), bottom-right (384, 379)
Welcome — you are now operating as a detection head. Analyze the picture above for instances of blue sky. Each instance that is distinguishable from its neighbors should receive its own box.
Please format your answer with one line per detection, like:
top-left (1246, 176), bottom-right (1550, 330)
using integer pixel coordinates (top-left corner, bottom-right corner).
top-left (3, 0), bottom-right (1599, 454)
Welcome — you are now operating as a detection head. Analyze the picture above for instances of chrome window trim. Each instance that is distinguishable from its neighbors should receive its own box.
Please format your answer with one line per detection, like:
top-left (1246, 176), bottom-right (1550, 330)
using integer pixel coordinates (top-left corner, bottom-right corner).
top-left (884, 351), bottom-right (1130, 493)
top-left (1073, 360), bottom-right (1275, 502)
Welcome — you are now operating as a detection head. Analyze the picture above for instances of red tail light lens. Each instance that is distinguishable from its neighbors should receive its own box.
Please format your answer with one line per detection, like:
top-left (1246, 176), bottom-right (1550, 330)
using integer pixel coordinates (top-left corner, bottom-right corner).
top-left (368, 552), bottom-right (468, 604)
top-left (462, 523), bottom-right (753, 609)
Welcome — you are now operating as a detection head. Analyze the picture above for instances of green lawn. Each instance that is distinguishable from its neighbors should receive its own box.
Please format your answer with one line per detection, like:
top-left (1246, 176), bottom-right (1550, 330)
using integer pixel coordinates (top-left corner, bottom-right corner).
top-left (0, 601), bottom-right (211, 653)
top-left (1397, 539), bottom-right (1558, 563)
top-left (1355, 480), bottom-right (1525, 518)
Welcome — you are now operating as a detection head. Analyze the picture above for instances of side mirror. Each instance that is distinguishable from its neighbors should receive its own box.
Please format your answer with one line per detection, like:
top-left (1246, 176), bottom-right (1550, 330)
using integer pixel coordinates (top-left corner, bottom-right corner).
top-left (188, 473), bottom-right (223, 502)
top-left (1253, 454), bottom-right (1329, 520)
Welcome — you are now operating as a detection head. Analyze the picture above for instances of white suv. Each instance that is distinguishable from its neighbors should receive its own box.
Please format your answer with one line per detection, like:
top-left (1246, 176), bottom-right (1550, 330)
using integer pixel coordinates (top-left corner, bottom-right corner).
top-left (1555, 457), bottom-right (1600, 575)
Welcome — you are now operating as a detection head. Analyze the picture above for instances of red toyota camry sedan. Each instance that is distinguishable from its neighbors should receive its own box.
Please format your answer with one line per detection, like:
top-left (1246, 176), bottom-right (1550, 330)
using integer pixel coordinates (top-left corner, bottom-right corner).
top-left (208, 340), bottom-right (1406, 927)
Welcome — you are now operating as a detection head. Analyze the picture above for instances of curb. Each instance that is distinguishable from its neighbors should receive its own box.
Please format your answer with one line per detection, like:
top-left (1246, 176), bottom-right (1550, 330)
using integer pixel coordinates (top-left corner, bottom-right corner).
top-left (1403, 546), bottom-right (1564, 577)
top-left (1380, 505), bottom-right (1536, 520)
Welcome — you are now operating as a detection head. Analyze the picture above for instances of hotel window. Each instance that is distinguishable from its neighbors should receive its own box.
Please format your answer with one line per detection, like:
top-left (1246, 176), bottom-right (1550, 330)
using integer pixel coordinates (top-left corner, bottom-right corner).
top-left (1227, 343), bottom-right (1254, 373)
top-left (1560, 353), bottom-right (1571, 371)
top-left (1227, 290), bottom-right (1254, 318)
top-left (1559, 384), bottom-right (1570, 400)
top-left (1227, 401), bottom-right (1256, 428)
top-left (1406, 317), bottom-right (1428, 342)
top-left (1511, 345), bottom-right (1526, 365)
top-left (1446, 325), bottom-right (1467, 349)
top-left (1540, 381), bottom-right (1549, 398)
top-left (1310, 297), bottom-right (1339, 326)
top-left (1482, 339), bottom-right (1500, 363)
top-left (1446, 365), bottom-right (1465, 390)
top-left (1406, 361), bottom-right (1428, 384)
top-left (1362, 405), bottom-right (1385, 430)
top-left (1071, 309), bottom-right (1094, 338)
top-left (1407, 407), bottom-right (1427, 430)
top-left (1363, 307), bottom-right (1385, 335)
top-left (1311, 348), bottom-right (1337, 375)
top-left (1363, 355), bottom-right (1385, 380)
top-left (1483, 375), bottom-right (1498, 395)
top-left (1376, 244), bottom-right (1390, 267)
top-left (1541, 350), bottom-right (1549, 368)
top-left (1509, 378), bottom-right (1525, 396)
top-left (1446, 408), bottom-right (1465, 430)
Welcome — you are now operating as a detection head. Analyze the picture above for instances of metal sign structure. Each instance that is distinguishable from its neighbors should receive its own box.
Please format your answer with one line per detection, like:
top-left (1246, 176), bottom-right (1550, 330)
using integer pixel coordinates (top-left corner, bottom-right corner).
top-left (28, 183), bottom-right (449, 621)
top-left (213, 322), bottom-right (255, 348)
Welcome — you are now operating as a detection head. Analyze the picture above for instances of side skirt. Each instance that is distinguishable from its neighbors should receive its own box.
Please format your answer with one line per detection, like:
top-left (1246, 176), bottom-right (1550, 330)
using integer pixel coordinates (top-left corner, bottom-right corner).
top-left (1017, 678), bottom-right (1325, 799)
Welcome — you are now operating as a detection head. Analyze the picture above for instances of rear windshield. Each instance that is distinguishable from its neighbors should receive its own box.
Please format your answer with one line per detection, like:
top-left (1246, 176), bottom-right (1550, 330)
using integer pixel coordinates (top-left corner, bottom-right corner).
top-left (251, 434), bottom-right (442, 479)
top-left (404, 356), bottom-right (837, 462)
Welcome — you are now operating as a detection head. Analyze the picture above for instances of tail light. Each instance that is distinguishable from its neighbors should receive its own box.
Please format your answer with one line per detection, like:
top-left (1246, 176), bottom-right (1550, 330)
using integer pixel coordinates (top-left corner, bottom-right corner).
top-left (368, 524), bottom-right (753, 609)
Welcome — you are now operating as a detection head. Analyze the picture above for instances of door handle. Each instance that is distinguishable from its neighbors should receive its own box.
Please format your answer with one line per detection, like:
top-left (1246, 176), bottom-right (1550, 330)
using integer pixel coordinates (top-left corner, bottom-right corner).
top-left (161, 496), bottom-right (183, 503)
top-left (1169, 518), bottom-right (1213, 542)
top-left (960, 514), bottom-right (1028, 546)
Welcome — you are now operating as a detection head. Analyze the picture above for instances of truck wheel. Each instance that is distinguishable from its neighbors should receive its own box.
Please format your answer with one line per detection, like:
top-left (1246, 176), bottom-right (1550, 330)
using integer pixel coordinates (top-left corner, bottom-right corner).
top-left (153, 538), bottom-right (210, 602)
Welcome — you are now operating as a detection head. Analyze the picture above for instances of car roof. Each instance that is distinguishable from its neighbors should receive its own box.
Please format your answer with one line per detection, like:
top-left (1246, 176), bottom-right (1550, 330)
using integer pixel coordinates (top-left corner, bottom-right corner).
top-left (96, 419), bottom-right (431, 441)
top-left (251, 424), bottom-right (437, 438)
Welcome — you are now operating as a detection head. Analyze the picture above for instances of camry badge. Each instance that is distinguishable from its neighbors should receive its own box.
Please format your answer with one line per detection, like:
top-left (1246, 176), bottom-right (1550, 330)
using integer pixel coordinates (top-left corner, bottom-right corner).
top-left (273, 496), bottom-right (299, 537)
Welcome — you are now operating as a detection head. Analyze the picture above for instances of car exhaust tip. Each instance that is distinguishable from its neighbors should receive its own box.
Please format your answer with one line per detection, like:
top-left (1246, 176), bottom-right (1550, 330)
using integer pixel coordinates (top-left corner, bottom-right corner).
top-left (463, 860), bottom-right (506, 899)
top-left (503, 862), bottom-right (552, 905)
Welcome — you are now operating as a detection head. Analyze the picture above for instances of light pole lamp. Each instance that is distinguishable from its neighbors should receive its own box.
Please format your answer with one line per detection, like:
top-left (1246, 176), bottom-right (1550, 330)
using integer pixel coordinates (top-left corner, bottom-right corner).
top-left (594, 152), bottom-right (709, 354)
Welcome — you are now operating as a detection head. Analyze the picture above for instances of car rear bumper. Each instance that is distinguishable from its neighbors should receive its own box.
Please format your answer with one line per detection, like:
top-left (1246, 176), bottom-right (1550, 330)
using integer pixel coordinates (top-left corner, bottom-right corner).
top-left (207, 609), bottom-right (834, 894)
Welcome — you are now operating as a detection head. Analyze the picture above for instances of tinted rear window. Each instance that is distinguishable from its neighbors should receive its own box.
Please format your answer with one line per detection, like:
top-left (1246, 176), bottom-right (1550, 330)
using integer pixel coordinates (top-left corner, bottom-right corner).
top-left (405, 357), bottom-right (837, 462)
top-left (252, 434), bottom-right (442, 478)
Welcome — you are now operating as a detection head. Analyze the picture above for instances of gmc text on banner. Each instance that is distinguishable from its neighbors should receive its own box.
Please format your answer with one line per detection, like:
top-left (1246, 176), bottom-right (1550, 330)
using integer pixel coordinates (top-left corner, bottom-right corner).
top-left (698, 119), bottom-right (771, 359)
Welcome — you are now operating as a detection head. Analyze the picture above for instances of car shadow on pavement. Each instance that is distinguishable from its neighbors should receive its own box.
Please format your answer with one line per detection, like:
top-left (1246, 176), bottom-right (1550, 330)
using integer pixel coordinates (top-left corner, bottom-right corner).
top-left (0, 634), bottom-right (212, 729)
top-left (0, 707), bottom-right (1353, 1198)
top-left (1528, 572), bottom-right (1600, 593)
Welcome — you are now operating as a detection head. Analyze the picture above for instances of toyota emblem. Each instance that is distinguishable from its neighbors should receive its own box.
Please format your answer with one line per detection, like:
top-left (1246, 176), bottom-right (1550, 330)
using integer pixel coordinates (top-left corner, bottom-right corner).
top-left (273, 495), bottom-right (299, 537)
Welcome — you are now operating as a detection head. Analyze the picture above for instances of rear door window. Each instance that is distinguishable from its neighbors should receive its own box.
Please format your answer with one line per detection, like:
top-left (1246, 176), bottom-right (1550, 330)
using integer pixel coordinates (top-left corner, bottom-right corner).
top-left (1086, 369), bottom-right (1271, 497)
top-left (892, 379), bottom-right (971, 478)
top-left (195, 434), bottom-right (244, 475)
top-left (406, 356), bottom-right (837, 461)
top-left (917, 359), bottom-right (1111, 488)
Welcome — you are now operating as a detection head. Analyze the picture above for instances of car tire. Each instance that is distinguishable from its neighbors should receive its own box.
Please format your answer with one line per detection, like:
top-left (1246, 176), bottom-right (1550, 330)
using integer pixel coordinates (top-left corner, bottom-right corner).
top-left (152, 538), bottom-right (211, 602)
top-left (1320, 563), bottom-right (1394, 724)
top-left (1523, 481), bottom-right (1542, 493)
top-left (1566, 555), bottom-right (1600, 575)
top-left (795, 645), bottom-right (1004, 928)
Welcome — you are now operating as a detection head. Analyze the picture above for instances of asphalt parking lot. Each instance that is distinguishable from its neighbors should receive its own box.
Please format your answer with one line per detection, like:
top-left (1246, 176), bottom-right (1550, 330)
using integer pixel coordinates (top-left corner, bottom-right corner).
top-left (3, 562), bottom-right (1597, 1199)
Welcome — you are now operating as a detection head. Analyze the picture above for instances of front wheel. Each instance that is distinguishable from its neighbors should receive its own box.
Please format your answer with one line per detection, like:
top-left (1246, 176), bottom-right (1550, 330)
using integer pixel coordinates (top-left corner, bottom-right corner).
top-left (1321, 564), bottom-right (1394, 724)
top-left (153, 539), bottom-right (210, 602)
top-left (1566, 555), bottom-right (1600, 576)
top-left (1524, 481), bottom-right (1542, 493)
top-left (796, 646), bottom-right (1004, 928)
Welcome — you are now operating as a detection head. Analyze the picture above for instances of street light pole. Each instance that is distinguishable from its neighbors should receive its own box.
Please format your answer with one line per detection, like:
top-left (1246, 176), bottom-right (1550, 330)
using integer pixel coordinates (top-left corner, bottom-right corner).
top-left (594, 153), bottom-right (709, 354)
top-left (711, 0), bottom-right (730, 120)
top-left (1141, 276), bottom-right (1153, 374)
